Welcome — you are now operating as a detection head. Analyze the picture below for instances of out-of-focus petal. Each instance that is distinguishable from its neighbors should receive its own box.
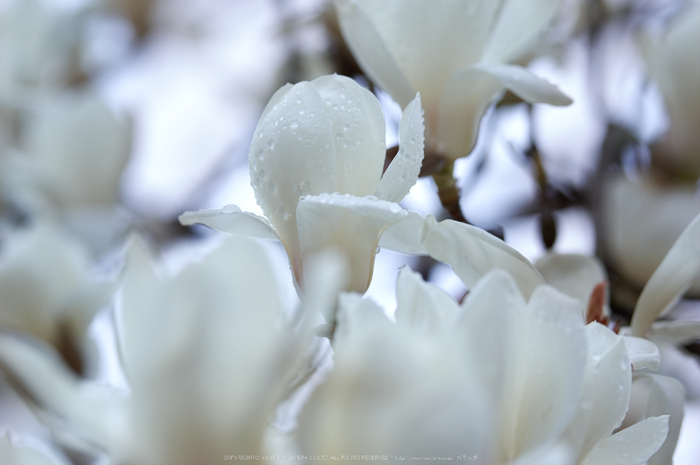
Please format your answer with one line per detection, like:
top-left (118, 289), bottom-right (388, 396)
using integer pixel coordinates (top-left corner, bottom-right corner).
top-left (378, 211), bottom-right (429, 255)
top-left (334, 0), bottom-right (495, 114)
top-left (580, 416), bottom-right (669, 465)
top-left (437, 65), bottom-right (503, 159)
top-left (0, 335), bottom-right (124, 449)
top-left (641, 374), bottom-right (685, 465)
top-left (473, 63), bottom-right (573, 106)
top-left (535, 253), bottom-right (607, 314)
top-left (631, 212), bottom-right (700, 337)
top-left (395, 267), bottom-right (460, 333)
top-left (296, 193), bottom-right (408, 293)
top-left (178, 205), bottom-right (280, 241)
top-left (0, 437), bottom-right (65, 465)
top-left (649, 319), bottom-right (700, 346)
top-left (333, 0), bottom-right (416, 108)
top-left (457, 270), bottom-right (527, 406)
top-left (374, 93), bottom-right (424, 202)
top-left (482, 0), bottom-right (563, 64)
top-left (24, 92), bottom-right (131, 208)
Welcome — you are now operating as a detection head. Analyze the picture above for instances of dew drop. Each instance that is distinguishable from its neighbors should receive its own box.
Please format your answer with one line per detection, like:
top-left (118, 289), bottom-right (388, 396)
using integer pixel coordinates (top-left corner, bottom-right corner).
top-left (276, 205), bottom-right (290, 221)
top-left (258, 169), bottom-right (266, 179)
top-left (266, 181), bottom-right (277, 193)
top-left (339, 92), bottom-right (346, 99)
top-left (290, 121), bottom-right (299, 129)
top-left (325, 99), bottom-right (332, 105)
top-left (222, 204), bottom-right (238, 214)
top-left (295, 99), bottom-right (302, 104)
top-left (298, 108), bottom-right (305, 115)
top-left (299, 181), bottom-right (310, 193)
top-left (267, 139), bottom-right (275, 150)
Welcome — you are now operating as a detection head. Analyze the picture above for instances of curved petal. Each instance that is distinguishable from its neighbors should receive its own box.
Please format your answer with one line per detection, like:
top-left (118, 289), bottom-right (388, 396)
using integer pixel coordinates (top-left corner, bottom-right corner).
top-left (581, 416), bottom-right (669, 465)
top-left (395, 266), bottom-right (460, 333)
top-left (482, 0), bottom-right (562, 64)
top-left (296, 193), bottom-right (409, 293)
top-left (564, 323), bottom-right (632, 460)
top-left (500, 285), bottom-right (586, 460)
top-left (378, 211), bottom-right (429, 255)
top-left (374, 93), bottom-right (425, 202)
top-left (472, 63), bottom-right (573, 106)
top-left (334, 0), bottom-right (496, 114)
top-left (421, 215), bottom-right (545, 299)
top-left (333, 0), bottom-right (416, 107)
top-left (535, 253), bottom-right (608, 314)
top-left (456, 270), bottom-right (527, 409)
top-left (631, 212), bottom-right (700, 337)
top-left (643, 374), bottom-right (685, 465)
top-left (649, 320), bottom-right (700, 346)
top-left (311, 74), bottom-right (386, 195)
top-left (0, 438), bottom-right (63, 465)
top-left (178, 205), bottom-right (280, 241)
top-left (437, 65), bottom-right (503, 160)
top-left (623, 336), bottom-right (660, 371)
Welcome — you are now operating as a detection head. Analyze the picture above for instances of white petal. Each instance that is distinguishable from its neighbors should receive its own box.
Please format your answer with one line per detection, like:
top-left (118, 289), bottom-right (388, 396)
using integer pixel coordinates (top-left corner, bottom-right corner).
top-left (482, 0), bottom-right (562, 64)
top-left (0, 335), bottom-right (123, 448)
top-left (249, 80), bottom-right (336, 259)
top-left (333, 0), bottom-right (416, 108)
top-left (581, 416), bottom-right (669, 465)
top-left (535, 253), bottom-right (608, 312)
top-left (25, 92), bottom-right (131, 208)
top-left (395, 266), bottom-right (460, 333)
top-left (472, 63), bottom-right (573, 106)
top-left (374, 93), bottom-right (425, 202)
top-left (296, 193), bottom-right (408, 293)
top-left (381, 214), bottom-right (545, 298)
top-left (378, 211), bottom-right (429, 255)
top-left (311, 74), bottom-right (386, 195)
top-left (631, 212), bottom-right (700, 337)
top-left (300, 250), bottom-right (349, 323)
top-left (457, 270), bottom-right (527, 404)
top-left (178, 205), bottom-right (279, 240)
top-left (334, 0), bottom-right (496, 115)
top-left (438, 65), bottom-right (504, 160)
top-left (119, 236), bottom-right (298, 459)
top-left (500, 285), bottom-right (587, 459)
top-left (649, 320), bottom-right (700, 346)
top-left (564, 323), bottom-right (632, 460)
top-left (641, 374), bottom-right (685, 465)
top-left (421, 216), bottom-right (545, 299)
top-left (623, 336), bottom-right (660, 371)
top-left (334, 292), bottom-right (392, 350)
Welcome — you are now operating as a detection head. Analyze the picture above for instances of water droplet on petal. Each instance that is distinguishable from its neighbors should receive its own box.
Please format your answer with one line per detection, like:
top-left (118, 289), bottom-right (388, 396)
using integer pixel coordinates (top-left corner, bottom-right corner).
top-left (267, 139), bottom-right (275, 150)
top-left (290, 121), bottom-right (299, 129)
top-left (276, 205), bottom-right (290, 221)
top-left (298, 108), bottom-right (305, 115)
top-left (299, 181), bottom-right (310, 193)
top-left (222, 204), bottom-right (238, 214)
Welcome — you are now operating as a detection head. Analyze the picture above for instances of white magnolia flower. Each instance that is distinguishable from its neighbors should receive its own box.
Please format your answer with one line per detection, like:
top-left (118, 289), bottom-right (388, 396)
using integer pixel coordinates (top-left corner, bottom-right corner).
top-left (640, 0), bottom-right (700, 179)
top-left (180, 74), bottom-right (553, 306)
top-left (0, 236), bottom-right (303, 464)
top-left (333, 0), bottom-right (572, 161)
top-left (15, 91), bottom-right (131, 212)
top-left (0, 222), bottom-right (111, 373)
top-left (298, 268), bottom-right (669, 464)
top-left (180, 74), bottom-right (426, 294)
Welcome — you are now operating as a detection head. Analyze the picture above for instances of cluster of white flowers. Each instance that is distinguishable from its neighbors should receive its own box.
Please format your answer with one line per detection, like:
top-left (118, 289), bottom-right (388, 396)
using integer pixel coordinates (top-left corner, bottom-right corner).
top-left (0, 0), bottom-right (698, 464)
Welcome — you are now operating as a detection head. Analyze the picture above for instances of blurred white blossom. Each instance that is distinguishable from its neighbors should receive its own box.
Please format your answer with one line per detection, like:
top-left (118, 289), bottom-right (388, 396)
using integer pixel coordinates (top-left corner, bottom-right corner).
top-left (640, 0), bottom-right (700, 179)
top-left (333, 0), bottom-right (572, 161)
top-left (0, 236), bottom-right (303, 464)
top-left (298, 268), bottom-right (669, 464)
